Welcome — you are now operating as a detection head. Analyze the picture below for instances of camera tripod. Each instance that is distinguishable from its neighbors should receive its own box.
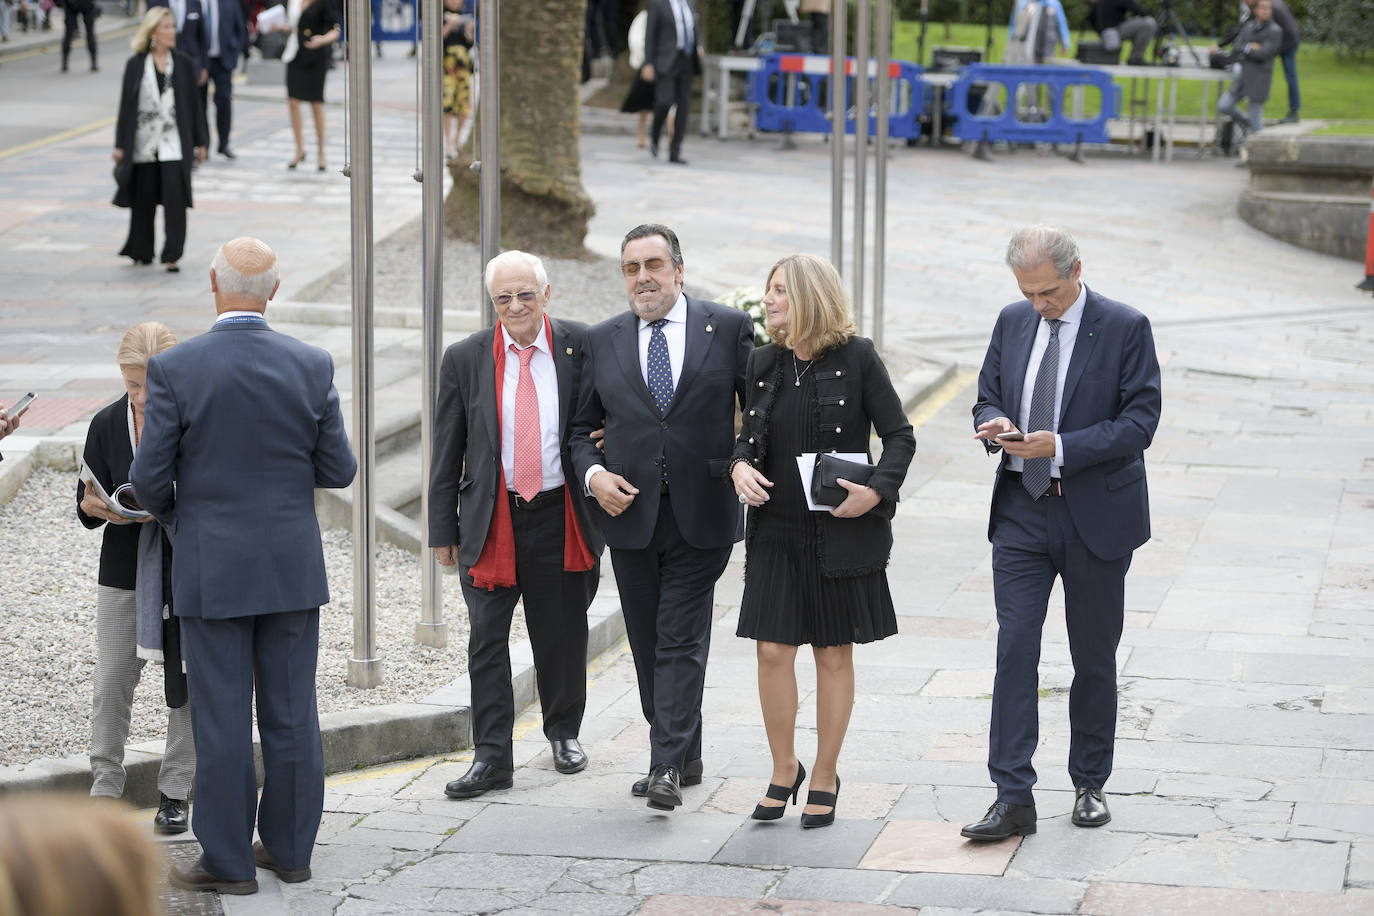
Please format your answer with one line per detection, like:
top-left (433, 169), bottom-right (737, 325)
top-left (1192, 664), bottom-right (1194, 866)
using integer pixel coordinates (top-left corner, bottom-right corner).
top-left (1151, 0), bottom-right (1203, 67)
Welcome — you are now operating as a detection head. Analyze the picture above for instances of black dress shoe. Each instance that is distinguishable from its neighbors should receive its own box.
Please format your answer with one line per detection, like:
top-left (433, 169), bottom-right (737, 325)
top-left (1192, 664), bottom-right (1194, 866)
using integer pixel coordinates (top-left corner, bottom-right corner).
top-left (632, 757), bottom-right (701, 796)
top-left (961, 801), bottom-right (1037, 840)
top-left (645, 764), bottom-right (682, 810)
top-left (799, 774), bottom-right (840, 829)
top-left (154, 793), bottom-right (188, 834)
top-left (444, 761), bottom-right (514, 799)
top-left (1072, 787), bottom-right (1111, 827)
top-left (253, 841), bottom-right (311, 883)
top-left (551, 737), bottom-right (588, 774)
top-left (169, 859), bottom-right (258, 895)
top-left (218, 146), bottom-right (236, 159)
top-left (649, 140), bottom-right (659, 159)
top-left (668, 154), bottom-right (688, 165)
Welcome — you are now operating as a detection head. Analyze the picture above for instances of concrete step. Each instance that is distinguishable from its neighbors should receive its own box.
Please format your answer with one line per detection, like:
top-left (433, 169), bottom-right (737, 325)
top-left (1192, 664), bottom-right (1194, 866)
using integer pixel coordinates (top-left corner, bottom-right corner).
top-left (374, 446), bottom-right (424, 521)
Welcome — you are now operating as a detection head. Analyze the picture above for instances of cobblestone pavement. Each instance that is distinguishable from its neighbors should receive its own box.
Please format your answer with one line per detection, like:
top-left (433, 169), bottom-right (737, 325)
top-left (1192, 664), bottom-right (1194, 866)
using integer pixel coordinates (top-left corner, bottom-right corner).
top-left (2, 48), bottom-right (1372, 916)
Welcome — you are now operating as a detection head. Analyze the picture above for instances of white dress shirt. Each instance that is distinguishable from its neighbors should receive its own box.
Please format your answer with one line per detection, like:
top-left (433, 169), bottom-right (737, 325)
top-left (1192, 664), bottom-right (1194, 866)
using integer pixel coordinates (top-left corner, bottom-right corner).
top-left (584, 292), bottom-right (687, 492)
top-left (501, 325), bottom-right (563, 493)
top-left (207, 0), bottom-right (220, 57)
top-left (667, 0), bottom-right (693, 52)
top-left (1008, 282), bottom-right (1087, 476)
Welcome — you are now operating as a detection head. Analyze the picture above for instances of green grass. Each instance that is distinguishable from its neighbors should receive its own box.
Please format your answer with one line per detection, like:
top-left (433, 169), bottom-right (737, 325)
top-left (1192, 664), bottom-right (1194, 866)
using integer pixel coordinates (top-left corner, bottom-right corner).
top-left (1310, 122), bottom-right (1374, 136)
top-left (890, 20), bottom-right (1374, 122)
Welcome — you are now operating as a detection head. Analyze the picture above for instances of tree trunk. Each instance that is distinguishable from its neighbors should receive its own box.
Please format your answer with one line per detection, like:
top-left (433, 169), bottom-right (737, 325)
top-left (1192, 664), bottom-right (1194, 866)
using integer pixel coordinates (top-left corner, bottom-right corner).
top-left (444, 0), bottom-right (595, 259)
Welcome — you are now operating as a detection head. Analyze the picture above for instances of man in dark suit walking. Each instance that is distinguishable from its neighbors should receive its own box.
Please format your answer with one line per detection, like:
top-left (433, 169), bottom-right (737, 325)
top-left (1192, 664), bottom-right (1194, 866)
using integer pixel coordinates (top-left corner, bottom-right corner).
top-left (963, 225), bottom-right (1161, 840)
top-left (572, 223), bottom-right (753, 810)
top-left (642, 0), bottom-right (700, 164)
top-left (429, 250), bottom-right (606, 800)
top-left (131, 237), bottom-right (357, 894)
top-left (198, 0), bottom-right (247, 157)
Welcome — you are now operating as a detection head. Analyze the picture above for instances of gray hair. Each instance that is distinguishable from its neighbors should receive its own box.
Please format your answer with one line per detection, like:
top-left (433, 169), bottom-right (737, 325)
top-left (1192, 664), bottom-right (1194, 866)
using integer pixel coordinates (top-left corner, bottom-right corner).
top-left (1005, 225), bottom-right (1081, 279)
top-left (484, 250), bottom-right (549, 295)
top-left (211, 244), bottom-right (279, 302)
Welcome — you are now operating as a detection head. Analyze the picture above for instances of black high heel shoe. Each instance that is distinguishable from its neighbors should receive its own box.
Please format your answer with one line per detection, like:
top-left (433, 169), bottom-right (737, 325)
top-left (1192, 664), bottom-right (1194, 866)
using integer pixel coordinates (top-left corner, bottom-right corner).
top-left (287, 151), bottom-right (306, 170)
top-left (800, 775), bottom-right (840, 829)
top-left (750, 761), bottom-right (806, 821)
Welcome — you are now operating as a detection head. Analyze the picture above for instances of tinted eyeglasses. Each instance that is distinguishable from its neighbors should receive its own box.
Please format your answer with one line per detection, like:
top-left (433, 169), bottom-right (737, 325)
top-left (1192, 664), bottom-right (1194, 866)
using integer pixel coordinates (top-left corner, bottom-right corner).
top-left (492, 290), bottom-right (538, 307)
top-left (621, 257), bottom-right (673, 277)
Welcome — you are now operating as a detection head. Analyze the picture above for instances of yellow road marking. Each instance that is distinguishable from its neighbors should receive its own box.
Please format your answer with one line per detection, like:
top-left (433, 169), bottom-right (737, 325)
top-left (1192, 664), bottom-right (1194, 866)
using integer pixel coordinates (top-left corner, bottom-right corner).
top-left (0, 115), bottom-right (115, 161)
top-left (909, 369), bottom-right (977, 430)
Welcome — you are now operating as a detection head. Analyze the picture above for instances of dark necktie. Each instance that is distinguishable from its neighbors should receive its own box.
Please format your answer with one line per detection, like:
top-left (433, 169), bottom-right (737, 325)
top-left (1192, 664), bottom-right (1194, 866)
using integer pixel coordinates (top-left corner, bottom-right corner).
top-left (647, 318), bottom-right (673, 483)
top-left (1022, 318), bottom-right (1061, 500)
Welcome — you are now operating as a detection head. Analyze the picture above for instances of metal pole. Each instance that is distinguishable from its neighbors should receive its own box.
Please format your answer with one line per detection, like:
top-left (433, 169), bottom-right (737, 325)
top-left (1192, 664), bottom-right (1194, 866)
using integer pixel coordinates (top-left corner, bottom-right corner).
top-left (829, 0), bottom-right (846, 273)
top-left (477, 0), bottom-right (500, 327)
top-left (416, 0), bottom-right (447, 648)
top-left (873, 0), bottom-right (889, 354)
top-left (852, 0), bottom-right (869, 333)
top-left (347, 0), bottom-right (382, 688)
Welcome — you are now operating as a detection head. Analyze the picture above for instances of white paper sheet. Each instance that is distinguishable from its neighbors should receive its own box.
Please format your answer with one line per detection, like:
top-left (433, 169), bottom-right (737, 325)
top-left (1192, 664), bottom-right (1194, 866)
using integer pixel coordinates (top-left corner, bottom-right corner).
top-left (796, 452), bottom-right (870, 512)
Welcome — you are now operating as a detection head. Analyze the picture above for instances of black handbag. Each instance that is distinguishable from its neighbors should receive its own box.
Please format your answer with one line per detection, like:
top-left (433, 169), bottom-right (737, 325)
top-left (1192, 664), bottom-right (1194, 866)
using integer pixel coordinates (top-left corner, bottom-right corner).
top-left (112, 155), bottom-right (133, 208)
top-left (810, 453), bottom-right (875, 509)
top-left (257, 28), bottom-right (288, 60)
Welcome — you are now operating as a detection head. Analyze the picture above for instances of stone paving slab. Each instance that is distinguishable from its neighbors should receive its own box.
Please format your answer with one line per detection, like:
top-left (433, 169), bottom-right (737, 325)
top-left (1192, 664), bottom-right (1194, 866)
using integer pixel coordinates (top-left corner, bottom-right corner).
top-left (1080, 881), bottom-right (1374, 915)
top-left (859, 821), bottom-right (1019, 876)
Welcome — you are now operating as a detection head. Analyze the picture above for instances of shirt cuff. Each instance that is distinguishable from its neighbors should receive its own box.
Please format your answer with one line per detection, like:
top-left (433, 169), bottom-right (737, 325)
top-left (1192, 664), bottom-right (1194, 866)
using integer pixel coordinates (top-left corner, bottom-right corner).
top-left (583, 463), bottom-right (607, 496)
top-left (1053, 434), bottom-right (1065, 468)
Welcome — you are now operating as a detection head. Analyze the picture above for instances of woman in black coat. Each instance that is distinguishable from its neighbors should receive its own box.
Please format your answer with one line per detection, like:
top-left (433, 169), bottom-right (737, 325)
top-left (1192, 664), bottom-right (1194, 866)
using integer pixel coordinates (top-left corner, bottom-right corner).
top-left (730, 253), bottom-right (916, 828)
top-left (112, 6), bottom-right (207, 272)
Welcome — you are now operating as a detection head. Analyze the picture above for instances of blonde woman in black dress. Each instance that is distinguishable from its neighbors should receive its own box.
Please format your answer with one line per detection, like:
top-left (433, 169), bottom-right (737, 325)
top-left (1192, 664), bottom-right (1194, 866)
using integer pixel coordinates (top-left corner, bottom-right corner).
top-left (730, 254), bottom-right (915, 828)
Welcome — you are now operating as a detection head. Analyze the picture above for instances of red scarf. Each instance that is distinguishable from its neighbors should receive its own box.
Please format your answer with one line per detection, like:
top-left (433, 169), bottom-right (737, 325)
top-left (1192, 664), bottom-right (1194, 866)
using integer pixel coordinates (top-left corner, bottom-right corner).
top-left (468, 316), bottom-right (596, 591)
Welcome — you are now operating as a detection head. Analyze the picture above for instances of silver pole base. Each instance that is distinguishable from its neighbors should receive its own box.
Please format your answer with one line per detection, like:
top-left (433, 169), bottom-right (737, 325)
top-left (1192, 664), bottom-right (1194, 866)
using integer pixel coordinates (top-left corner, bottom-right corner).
top-left (346, 657), bottom-right (385, 688)
top-left (414, 621), bottom-right (449, 648)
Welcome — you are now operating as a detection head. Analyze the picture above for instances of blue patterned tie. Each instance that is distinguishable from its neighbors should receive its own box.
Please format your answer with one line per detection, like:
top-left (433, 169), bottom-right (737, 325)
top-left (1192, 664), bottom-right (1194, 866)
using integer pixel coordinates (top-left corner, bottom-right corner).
top-left (1022, 318), bottom-right (1061, 500)
top-left (647, 318), bottom-right (674, 483)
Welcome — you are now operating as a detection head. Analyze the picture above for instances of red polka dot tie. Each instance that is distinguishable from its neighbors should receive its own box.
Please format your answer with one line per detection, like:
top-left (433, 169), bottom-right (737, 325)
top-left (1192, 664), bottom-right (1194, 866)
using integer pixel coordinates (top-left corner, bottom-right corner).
top-left (512, 345), bottom-right (541, 502)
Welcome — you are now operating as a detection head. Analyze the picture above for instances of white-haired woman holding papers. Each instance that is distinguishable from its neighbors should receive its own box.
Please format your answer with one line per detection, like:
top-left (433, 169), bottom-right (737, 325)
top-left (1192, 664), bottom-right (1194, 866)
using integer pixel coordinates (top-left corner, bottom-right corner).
top-left (77, 320), bottom-right (196, 834)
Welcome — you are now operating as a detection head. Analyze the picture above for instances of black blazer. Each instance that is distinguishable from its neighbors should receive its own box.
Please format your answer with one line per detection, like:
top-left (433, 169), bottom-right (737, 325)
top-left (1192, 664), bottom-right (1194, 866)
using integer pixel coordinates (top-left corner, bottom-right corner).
top-left (571, 296), bottom-right (753, 552)
top-left (644, 0), bottom-right (701, 76)
top-left (428, 318), bottom-right (607, 569)
top-left (733, 338), bottom-right (916, 576)
top-left (114, 49), bottom-right (209, 208)
top-left (76, 395), bottom-right (142, 590)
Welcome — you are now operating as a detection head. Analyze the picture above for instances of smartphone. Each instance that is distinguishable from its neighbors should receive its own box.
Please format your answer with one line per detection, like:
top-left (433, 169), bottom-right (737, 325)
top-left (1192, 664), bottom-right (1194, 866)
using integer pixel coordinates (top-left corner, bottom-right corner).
top-left (995, 431), bottom-right (1025, 442)
top-left (6, 392), bottom-right (36, 419)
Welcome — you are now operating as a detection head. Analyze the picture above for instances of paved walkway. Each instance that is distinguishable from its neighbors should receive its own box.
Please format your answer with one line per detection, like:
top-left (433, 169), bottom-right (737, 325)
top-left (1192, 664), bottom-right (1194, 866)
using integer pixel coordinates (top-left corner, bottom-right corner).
top-left (1, 50), bottom-right (1372, 916)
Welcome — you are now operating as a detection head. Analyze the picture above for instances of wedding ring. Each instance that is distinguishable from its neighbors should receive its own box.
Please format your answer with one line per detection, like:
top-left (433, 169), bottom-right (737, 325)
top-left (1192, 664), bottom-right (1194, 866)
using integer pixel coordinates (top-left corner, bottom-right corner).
top-left (738, 493), bottom-right (748, 504)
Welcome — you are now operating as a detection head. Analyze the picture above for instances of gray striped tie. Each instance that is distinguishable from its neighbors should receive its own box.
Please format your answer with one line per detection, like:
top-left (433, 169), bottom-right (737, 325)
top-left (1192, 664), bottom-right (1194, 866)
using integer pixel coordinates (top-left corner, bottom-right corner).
top-left (1022, 318), bottom-right (1061, 499)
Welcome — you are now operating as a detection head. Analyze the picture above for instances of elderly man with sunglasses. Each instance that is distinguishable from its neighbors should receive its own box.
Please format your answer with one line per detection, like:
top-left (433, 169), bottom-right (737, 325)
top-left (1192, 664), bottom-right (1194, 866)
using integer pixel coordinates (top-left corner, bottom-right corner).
top-left (429, 250), bottom-right (607, 799)
top-left (571, 223), bottom-right (754, 811)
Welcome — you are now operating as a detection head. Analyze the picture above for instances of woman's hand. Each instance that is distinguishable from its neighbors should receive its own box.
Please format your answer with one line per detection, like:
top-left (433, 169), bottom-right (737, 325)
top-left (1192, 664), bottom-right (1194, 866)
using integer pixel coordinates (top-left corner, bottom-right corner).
top-left (732, 461), bottom-right (773, 508)
top-left (112, 148), bottom-right (124, 163)
top-left (829, 478), bottom-right (881, 518)
top-left (80, 484), bottom-right (126, 524)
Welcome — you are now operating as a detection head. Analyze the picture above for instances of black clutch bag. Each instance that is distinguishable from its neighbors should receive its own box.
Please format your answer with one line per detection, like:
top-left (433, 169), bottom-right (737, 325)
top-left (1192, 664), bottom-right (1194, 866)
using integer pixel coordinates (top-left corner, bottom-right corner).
top-left (112, 156), bottom-right (134, 208)
top-left (810, 453), bottom-right (875, 508)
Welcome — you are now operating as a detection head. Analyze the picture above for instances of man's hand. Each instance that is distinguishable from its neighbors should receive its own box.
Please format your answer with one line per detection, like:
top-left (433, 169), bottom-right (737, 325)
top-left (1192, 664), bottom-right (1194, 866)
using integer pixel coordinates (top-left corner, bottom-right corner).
top-left (732, 461), bottom-right (773, 507)
top-left (999, 430), bottom-right (1056, 459)
top-left (589, 425), bottom-right (606, 452)
top-left (974, 417), bottom-right (1017, 442)
top-left (829, 478), bottom-right (881, 519)
top-left (0, 408), bottom-right (16, 439)
top-left (199, 68), bottom-right (209, 86)
top-left (641, 64), bottom-right (655, 81)
top-left (434, 545), bottom-right (458, 567)
top-left (589, 470), bottom-right (638, 517)
top-left (80, 484), bottom-right (126, 524)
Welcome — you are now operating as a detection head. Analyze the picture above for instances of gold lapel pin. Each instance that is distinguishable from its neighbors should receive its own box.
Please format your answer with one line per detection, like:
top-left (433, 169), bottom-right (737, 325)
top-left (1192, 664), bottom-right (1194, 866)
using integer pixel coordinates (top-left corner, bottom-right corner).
top-left (565, 347), bottom-right (573, 355)
top-left (705, 324), bottom-right (713, 333)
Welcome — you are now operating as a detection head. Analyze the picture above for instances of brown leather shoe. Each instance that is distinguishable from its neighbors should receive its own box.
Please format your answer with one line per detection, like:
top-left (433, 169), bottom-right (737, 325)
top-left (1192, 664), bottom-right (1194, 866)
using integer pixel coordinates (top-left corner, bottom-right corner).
top-left (168, 859), bottom-right (259, 895)
top-left (253, 841), bottom-right (312, 882)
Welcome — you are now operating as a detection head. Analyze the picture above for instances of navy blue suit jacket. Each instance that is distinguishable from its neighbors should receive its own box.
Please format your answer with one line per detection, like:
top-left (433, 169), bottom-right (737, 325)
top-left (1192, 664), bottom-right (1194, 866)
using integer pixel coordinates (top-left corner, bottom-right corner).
top-left (148, 0), bottom-right (210, 73)
top-left (130, 318), bottom-right (357, 619)
top-left (571, 295), bottom-right (753, 552)
top-left (973, 287), bottom-right (1162, 561)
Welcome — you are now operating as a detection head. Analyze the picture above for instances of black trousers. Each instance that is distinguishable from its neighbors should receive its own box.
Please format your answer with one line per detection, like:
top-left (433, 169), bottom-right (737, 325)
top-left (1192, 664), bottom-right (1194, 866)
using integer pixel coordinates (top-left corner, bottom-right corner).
top-left (203, 56), bottom-right (235, 150)
top-left (120, 161), bottom-right (187, 265)
top-left (650, 50), bottom-right (695, 159)
top-left (609, 497), bottom-right (732, 770)
top-left (459, 493), bottom-right (599, 771)
top-left (988, 477), bottom-right (1130, 806)
top-left (61, 3), bottom-right (97, 66)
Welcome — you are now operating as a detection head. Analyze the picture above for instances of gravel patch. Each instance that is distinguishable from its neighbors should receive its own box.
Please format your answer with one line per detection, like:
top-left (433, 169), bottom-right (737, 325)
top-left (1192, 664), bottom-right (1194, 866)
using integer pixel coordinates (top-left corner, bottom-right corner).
top-left (0, 466), bottom-right (521, 769)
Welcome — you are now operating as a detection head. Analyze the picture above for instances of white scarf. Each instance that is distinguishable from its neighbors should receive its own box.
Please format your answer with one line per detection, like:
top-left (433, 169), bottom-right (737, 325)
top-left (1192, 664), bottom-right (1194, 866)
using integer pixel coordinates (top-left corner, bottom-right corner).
top-left (133, 52), bottom-right (183, 164)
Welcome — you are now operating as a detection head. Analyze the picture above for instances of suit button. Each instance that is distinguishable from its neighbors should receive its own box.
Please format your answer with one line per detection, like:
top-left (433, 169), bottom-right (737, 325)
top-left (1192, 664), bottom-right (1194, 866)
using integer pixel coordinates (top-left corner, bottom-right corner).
top-left (748, 437), bottom-right (755, 444)
top-left (835, 426), bottom-right (842, 433)
top-left (757, 381), bottom-right (765, 387)
top-left (661, 421), bottom-right (668, 429)
top-left (749, 409), bottom-right (756, 416)
top-left (839, 399), bottom-right (845, 406)
top-left (835, 370), bottom-right (843, 376)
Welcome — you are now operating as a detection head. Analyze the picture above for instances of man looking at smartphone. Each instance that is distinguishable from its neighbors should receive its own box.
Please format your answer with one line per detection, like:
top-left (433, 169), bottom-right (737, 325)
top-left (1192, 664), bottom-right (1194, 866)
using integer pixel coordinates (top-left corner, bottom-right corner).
top-left (964, 225), bottom-right (1161, 840)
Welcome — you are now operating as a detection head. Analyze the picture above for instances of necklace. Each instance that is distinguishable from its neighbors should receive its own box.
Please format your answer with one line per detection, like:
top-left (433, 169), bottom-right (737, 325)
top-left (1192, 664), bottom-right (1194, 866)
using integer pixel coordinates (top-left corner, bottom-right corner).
top-left (792, 352), bottom-right (814, 387)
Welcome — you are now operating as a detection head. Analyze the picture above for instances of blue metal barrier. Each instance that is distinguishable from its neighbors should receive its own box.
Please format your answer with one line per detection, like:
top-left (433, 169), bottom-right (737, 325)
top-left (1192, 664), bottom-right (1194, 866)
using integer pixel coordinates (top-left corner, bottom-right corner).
top-left (947, 64), bottom-right (1121, 146)
top-left (748, 54), bottom-right (926, 141)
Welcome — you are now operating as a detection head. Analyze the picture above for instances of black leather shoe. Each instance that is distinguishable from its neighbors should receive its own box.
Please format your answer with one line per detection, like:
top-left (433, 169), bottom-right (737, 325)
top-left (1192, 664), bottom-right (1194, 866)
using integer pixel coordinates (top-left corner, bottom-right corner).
top-left (253, 841), bottom-right (311, 883)
top-left (668, 154), bottom-right (688, 165)
top-left (960, 801), bottom-right (1037, 841)
top-left (645, 764), bottom-right (682, 810)
top-left (169, 859), bottom-right (258, 895)
top-left (551, 737), bottom-right (588, 775)
top-left (632, 757), bottom-right (701, 796)
top-left (799, 774), bottom-right (840, 829)
top-left (444, 761), bottom-right (514, 799)
top-left (154, 793), bottom-right (188, 834)
top-left (218, 146), bottom-right (236, 159)
top-left (1072, 787), bottom-right (1111, 827)
top-left (649, 141), bottom-right (659, 159)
